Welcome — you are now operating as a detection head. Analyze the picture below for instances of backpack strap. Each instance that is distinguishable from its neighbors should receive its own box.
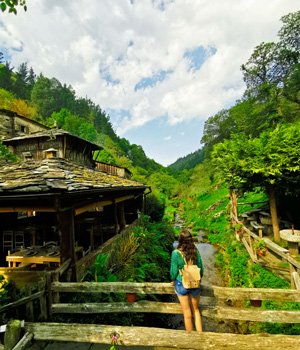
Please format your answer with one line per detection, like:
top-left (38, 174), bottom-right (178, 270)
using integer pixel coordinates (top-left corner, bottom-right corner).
top-left (177, 249), bottom-right (194, 265)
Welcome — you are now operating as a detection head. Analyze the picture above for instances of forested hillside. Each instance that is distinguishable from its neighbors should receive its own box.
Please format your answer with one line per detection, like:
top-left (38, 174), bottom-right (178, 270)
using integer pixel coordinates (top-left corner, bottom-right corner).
top-left (168, 148), bottom-right (205, 171)
top-left (174, 10), bottom-right (300, 227)
top-left (0, 54), bottom-right (182, 216)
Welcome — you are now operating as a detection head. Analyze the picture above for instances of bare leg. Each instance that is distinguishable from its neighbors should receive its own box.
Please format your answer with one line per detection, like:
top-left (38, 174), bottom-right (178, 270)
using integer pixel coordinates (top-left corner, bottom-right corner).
top-left (177, 295), bottom-right (193, 332)
top-left (190, 295), bottom-right (202, 332)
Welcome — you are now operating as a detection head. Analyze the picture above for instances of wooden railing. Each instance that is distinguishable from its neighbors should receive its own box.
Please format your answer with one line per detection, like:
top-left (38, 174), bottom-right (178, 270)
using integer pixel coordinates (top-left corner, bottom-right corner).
top-left (4, 281), bottom-right (299, 350)
top-left (2, 281), bottom-right (300, 349)
top-left (231, 212), bottom-right (300, 289)
top-left (50, 281), bottom-right (300, 324)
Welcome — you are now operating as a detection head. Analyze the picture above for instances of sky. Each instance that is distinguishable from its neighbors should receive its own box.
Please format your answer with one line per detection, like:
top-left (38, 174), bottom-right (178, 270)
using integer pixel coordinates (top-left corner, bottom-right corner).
top-left (0, 0), bottom-right (299, 166)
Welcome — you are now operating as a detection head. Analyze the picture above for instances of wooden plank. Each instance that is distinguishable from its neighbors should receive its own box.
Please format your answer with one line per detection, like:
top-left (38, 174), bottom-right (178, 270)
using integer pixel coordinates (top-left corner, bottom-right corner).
top-left (208, 306), bottom-right (300, 323)
top-left (51, 302), bottom-right (300, 323)
top-left (4, 320), bottom-right (21, 350)
top-left (75, 196), bottom-right (134, 216)
top-left (293, 272), bottom-right (300, 290)
top-left (232, 215), bottom-right (300, 270)
top-left (51, 281), bottom-right (213, 297)
top-left (0, 291), bottom-right (45, 314)
top-left (52, 301), bottom-right (183, 314)
top-left (0, 207), bottom-right (55, 213)
top-left (12, 332), bottom-right (33, 350)
top-left (263, 238), bottom-right (288, 254)
top-left (241, 236), bottom-right (257, 262)
top-left (0, 270), bottom-right (47, 289)
top-left (6, 255), bottom-right (60, 265)
top-left (212, 285), bottom-right (300, 302)
top-left (50, 282), bottom-right (300, 301)
top-left (24, 322), bottom-right (300, 349)
top-left (55, 258), bottom-right (71, 276)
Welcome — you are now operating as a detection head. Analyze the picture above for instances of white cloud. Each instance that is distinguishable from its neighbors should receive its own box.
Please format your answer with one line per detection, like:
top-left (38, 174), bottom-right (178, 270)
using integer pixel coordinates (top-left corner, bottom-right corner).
top-left (164, 135), bottom-right (172, 141)
top-left (0, 0), bottom-right (299, 164)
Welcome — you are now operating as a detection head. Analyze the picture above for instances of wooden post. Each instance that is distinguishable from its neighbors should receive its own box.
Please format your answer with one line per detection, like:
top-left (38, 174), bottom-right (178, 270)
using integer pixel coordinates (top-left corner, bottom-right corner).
top-left (57, 203), bottom-right (77, 281)
top-left (39, 279), bottom-right (48, 321)
top-left (232, 190), bottom-right (238, 219)
top-left (52, 272), bottom-right (60, 304)
top-left (4, 319), bottom-right (21, 350)
top-left (113, 200), bottom-right (119, 234)
top-left (117, 202), bottom-right (126, 232)
top-left (46, 273), bottom-right (53, 320)
top-left (290, 263), bottom-right (297, 289)
top-left (269, 187), bottom-right (280, 242)
top-left (24, 286), bottom-right (34, 321)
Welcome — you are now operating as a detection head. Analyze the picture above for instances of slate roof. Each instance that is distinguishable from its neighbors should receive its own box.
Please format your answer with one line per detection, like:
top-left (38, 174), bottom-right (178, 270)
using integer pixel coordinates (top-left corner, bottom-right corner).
top-left (0, 158), bottom-right (147, 194)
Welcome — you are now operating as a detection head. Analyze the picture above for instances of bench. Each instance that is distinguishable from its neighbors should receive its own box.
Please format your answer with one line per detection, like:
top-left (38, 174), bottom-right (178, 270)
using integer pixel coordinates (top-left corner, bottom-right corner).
top-left (250, 221), bottom-right (264, 238)
top-left (262, 238), bottom-right (289, 254)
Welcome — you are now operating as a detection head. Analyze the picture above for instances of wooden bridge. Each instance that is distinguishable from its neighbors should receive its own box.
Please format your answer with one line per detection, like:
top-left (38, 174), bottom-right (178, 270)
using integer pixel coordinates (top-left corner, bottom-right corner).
top-left (2, 281), bottom-right (300, 349)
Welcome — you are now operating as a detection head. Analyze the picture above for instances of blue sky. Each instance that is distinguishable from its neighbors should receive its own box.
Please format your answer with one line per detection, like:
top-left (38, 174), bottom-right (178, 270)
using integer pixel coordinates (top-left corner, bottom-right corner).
top-left (1, 0), bottom-right (299, 165)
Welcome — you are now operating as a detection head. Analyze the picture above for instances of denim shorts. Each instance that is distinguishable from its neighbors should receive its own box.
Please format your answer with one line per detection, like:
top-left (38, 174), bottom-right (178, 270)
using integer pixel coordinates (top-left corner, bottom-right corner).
top-left (174, 279), bottom-right (201, 297)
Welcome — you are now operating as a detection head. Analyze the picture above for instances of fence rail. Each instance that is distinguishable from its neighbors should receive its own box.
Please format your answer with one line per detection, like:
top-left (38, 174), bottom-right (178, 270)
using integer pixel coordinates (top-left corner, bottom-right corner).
top-left (231, 212), bottom-right (300, 288)
top-left (50, 281), bottom-right (300, 323)
top-left (23, 322), bottom-right (300, 350)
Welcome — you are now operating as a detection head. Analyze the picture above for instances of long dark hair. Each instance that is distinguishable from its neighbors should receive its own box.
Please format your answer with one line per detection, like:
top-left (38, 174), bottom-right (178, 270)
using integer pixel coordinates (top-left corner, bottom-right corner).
top-left (177, 229), bottom-right (197, 263)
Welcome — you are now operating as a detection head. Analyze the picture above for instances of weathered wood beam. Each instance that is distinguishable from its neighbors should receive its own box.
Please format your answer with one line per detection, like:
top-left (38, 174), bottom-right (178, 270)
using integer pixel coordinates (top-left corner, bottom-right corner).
top-left (51, 302), bottom-right (300, 323)
top-left (212, 285), bottom-right (300, 302)
top-left (208, 306), bottom-right (300, 323)
top-left (0, 207), bottom-right (55, 213)
top-left (241, 236), bottom-right (257, 262)
top-left (75, 195), bottom-right (135, 216)
top-left (0, 291), bottom-right (44, 314)
top-left (293, 271), bottom-right (300, 290)
top-left (50, 281), bottom-right (181, 295)
top-left (74, 202), bottom-right (104, 215)
top-left (51, 282), bottom-right (300, 301)
top-left (12, 332), bottom-right (33, 350)
top-left (57, 208), bottom-right (76, 280)
top-left (24, 322), bottom-right (300, 349)
top-left (55, 258), bottom-right (71, 277)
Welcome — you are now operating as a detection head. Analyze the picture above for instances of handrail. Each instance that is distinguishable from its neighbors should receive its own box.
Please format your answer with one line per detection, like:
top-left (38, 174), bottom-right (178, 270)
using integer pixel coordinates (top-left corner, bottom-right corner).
top-left (51, 281), bottom-right (300, 302)
top-left (231, 210), bottom-right (300, 287)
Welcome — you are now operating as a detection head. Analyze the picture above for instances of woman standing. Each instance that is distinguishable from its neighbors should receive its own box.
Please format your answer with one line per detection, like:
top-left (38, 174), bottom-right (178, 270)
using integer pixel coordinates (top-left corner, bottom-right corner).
top-left (170, 229), bottom-right (204, 332)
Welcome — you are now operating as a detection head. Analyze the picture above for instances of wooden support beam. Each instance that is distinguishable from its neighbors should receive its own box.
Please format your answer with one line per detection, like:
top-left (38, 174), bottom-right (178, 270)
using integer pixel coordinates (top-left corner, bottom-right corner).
top-left (241, 236), bottom-right (257, 262)
top-left (293, 272), bottom-right (300, 290)
top-left (24, 322), bottom-right (300, 349)
top-left (75, 195), bottom-right (135, 216)
top-left (0, 207), bottom-right (55, 213)
top-left (57, 207), bottom-right (76, 281)
top-left (51, 282), bottom-right (300, 302)
top-left (212, 285), bottom-right (300, 302)
top-left (51, 302), bottom-right (300, 323)
top-left (12, 332), bottom-right (33, 350)
top-left (0, 291), bottom-right (44, 314)
top-left (117, 202), bottom-right (126, 232)
top-left (4, 320), bottom-right (21, 350)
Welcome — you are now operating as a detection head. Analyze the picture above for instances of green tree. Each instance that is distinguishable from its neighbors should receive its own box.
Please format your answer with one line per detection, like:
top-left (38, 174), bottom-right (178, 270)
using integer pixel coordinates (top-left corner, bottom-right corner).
top-left (278, 11), bottom-right (300, 53)
top-left (212, 121), bottom-right (300, 241)
top-left (0, 62), bottom-right (13, 91)
top-left (0, 0), bottom-right (27, 14)
top-left (0, 141), bottom-right (17, 163)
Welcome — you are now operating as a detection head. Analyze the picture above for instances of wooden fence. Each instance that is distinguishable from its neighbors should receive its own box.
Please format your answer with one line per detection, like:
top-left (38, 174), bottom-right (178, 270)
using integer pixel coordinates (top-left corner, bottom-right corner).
top-left (50, 281), bottom-right (300, 324)
top-left (2, 281), bottom-right (300, 349)
top-left (231, 212), bottom-right (300, 289)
